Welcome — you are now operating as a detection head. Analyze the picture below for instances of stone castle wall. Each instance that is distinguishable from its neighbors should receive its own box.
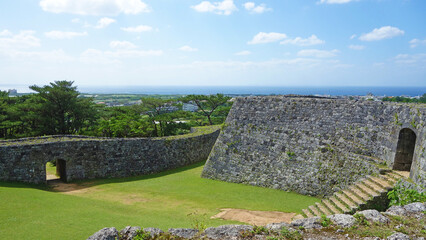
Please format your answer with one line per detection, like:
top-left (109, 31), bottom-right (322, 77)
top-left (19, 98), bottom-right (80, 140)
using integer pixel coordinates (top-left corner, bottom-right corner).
top-left (202, 96), bottom-right (425, 196)
top-left (0, 127), bottom-right (220, 184)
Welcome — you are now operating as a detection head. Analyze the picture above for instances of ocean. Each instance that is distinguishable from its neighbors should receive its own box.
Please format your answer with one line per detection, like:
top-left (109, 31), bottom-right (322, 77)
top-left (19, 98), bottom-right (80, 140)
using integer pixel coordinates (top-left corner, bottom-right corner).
top-left (1, 85), bottom-right (425, 96)
top-left (79, 86), bottom-right (426, 96)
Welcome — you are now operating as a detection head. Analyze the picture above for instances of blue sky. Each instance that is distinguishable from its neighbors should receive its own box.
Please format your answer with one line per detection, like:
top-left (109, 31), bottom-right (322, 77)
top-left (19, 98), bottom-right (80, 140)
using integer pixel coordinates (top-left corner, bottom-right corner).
top-left (0, 0), bottom-right (425, 90)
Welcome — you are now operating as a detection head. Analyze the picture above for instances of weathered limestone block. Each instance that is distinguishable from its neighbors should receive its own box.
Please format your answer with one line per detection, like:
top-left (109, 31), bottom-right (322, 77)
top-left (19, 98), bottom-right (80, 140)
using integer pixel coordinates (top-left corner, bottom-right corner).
top-left (87, 227), bottom-right (118, 240)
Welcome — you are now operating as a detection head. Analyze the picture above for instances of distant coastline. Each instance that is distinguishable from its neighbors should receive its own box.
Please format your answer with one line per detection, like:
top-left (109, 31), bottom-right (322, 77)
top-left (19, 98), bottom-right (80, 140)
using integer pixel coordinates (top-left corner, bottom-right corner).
top-left (1, 85), bottom-right (425, 97)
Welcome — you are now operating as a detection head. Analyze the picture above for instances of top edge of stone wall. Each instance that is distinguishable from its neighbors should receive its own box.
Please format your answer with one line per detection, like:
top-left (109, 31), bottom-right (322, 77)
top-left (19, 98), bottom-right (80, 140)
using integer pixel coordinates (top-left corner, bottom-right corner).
top-left (234, 95), bottom-right (426, 107)
top-left (0, 125), bottom-right (220, 147)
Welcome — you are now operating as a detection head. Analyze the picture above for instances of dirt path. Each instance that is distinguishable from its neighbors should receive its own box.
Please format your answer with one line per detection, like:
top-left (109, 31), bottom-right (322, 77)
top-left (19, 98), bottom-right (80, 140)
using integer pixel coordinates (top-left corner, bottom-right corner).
top-left (211, 208), bottom-right (296, 226)
top-left (47, 179), bottom-right (96, 195)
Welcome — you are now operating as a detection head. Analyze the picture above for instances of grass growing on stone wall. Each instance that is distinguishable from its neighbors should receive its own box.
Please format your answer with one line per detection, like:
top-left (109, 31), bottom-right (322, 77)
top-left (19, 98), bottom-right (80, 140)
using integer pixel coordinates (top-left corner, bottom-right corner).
top-left (0, 161), bottom-right (319, 240)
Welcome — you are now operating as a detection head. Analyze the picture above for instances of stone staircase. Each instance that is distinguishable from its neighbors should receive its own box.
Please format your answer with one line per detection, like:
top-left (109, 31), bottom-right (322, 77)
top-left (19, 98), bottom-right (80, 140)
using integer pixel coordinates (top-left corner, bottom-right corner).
top-left (293, 171), bottom-right (409, 220)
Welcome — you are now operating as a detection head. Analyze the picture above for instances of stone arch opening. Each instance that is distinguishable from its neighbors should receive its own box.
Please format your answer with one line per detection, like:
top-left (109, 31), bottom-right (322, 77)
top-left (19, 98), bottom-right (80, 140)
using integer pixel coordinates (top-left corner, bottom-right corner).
top-left (56, 159), bottom-right (67, 182)
top-left (393, 128), bottom-right (416, 171)
top-left (46, 159), bottom-right (67, 183)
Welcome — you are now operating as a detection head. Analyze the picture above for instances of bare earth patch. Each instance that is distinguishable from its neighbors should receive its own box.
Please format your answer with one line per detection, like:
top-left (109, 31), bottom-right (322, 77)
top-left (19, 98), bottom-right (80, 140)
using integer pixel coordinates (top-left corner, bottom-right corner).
top-left (48, 180), bottom-right (149, 205)
top-left (211, 208), bottom-right (296, 226)
top-left (48, 180), bottom-right (98, 195)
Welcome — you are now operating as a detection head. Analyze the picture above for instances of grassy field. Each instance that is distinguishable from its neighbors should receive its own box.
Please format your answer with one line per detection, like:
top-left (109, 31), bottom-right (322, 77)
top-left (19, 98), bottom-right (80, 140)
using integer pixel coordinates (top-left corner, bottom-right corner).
top-left (0, 162), bottom-right (319, 240)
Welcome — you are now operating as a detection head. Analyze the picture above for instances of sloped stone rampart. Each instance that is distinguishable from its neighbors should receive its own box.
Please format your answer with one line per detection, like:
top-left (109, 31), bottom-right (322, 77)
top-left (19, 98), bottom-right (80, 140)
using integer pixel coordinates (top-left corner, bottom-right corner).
top-left (202, 96), bottom-right (426, 196)
top-left (0, 127), bottom-right (220, 184)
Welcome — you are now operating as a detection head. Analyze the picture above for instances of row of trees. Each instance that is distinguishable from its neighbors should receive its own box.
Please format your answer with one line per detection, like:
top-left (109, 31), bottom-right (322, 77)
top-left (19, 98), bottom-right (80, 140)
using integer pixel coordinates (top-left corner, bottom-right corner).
top-left (382, 94), bottom-right (426, 103)
top-left (0, 81), bottom-right (232, 139)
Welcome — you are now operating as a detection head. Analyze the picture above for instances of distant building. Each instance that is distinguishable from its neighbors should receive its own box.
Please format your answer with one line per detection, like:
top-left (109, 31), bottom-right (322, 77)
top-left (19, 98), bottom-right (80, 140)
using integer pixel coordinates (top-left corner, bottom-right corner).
top-left (8, 89), bottom-right (17, 95)
top-left (183, 103), bottom-right (198, 112)
top-left (159, 105), bottom-right (179, 113)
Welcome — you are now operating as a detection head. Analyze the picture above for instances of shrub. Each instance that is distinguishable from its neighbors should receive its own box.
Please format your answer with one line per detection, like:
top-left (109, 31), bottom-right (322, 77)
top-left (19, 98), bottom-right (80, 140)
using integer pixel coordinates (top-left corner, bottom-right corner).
top-left (133, 229), bottom-right (152, 240)
top-left (387, 180), bottom-right (426, 206)
top-left (280, 227), bottom-right (302, 240)
top-left (321, 214), bottom-right (332, 227)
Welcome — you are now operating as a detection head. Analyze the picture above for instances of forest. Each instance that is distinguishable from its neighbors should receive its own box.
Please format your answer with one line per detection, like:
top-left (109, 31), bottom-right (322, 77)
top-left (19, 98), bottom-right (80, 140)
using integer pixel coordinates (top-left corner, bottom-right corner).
top-left (0, 81), bottom-right (232, 139)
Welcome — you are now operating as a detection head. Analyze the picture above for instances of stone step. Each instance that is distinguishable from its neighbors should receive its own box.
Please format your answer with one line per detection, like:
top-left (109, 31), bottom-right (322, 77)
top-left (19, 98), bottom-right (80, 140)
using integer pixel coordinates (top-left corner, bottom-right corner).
top-left (349, 185), bottom-right (371, 201)
top-left (385, 172), bottom-right (403, 181)
top-left (322, 199), bottom-right (341, 215)
top-left (316, 202), bottom-right (332, 216)
top-left (329, 196), bottom-right (351, 213)
top-left (308, 205), bottom-right (322, 217)
top-left (378, 174), bottom-right (397, 185)
top-left (302, 208), bottom-right (314, 218)
top-left (335, 192), bottom-right (358, 210)
top-left (364, 178), bottom-right (385, 192)
top-left (369, 176), bottom-right (392, 190)
top-left (357, 182), bottom-right (380, 197)
top-left (342, 190), bottom-right (364, 205)
top-left (295, 170), bottom-right (405, 219)
top-left (393, 171), bottom-right (410, 178)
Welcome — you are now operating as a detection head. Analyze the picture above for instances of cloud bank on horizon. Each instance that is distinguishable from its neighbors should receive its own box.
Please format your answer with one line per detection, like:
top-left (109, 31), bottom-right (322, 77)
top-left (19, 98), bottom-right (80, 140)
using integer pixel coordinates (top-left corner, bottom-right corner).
top-left (0, 0), bottom-right (425, 88)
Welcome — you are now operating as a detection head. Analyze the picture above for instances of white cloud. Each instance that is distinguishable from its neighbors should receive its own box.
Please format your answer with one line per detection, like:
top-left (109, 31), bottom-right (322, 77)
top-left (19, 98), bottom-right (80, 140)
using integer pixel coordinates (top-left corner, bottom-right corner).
top-left (393, 53), bottom-right (426, 65)
top-left (350, 34), bottom-right (357, 40)
top-left (0, 30), bottom-right (12, 37)
top-left (297, 49), bottom-right (339, 58)
top-left (359, 26), bottom-right (404, 41)
top-left (243, 2), bottom-right (271, 14)
top-left (348, 45), bottom-right (365, 50)
top-left (191, 0), bottom-right (237, 15)
top-left (110, 40), bottom-right (137, 49)
top-left (45, 31), bottom-right (87, 39)
top-left (235, 50), bottom-right (251, 56)
top-left (248, 32), bottom-right (287, 44)
top-left (5, 49), bottom-right (73, 62)
top-left (0, 31), bottom-right (74, 63)
top-left (409, 38), bottom-right (426, 48)
top-left (0, 30), bottom-right (40, 50)
top-left (318, 0), bottom-right (358, 4)
top-left (179, 46), bottom-right (198, 52)
top-left (280, 35), bottom-right (324, 46)
top-left (80, 48), bottom-right (163, 64)
top-left (71, 18), bottom-right (81, 23)
top-left (175, 58), bottom-right (347, 71)
top-left (39, 0), bottom-right (150, 16)
top-left (121, 25), bottom-right (152, 33)
top-left (95, 17), bottom-right (116, 29)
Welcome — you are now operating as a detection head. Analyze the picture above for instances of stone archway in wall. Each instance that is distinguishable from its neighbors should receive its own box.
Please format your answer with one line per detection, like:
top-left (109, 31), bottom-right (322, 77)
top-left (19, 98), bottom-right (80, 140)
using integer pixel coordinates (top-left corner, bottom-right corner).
top-left (46, 159), bottom-right (67, 183)
top-left (56, 159), bottom-right (67, 182)
top-left (393, 128), bottom-right (416, 171)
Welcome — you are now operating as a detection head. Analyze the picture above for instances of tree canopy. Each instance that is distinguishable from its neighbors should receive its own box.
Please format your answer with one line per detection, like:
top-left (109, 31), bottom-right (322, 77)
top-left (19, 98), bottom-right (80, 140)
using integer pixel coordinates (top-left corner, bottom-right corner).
top-left (180, 94), bottom-right (231, 125)
top-left (0, 82), bottom-right (232, 139)
top-left (29, 81), bottom-right (97, 135)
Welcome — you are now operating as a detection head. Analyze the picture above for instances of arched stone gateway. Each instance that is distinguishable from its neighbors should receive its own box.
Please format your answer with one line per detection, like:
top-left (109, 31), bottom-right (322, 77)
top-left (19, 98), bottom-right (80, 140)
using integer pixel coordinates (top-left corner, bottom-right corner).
top-left (393, 128), bottom-right (416, 171)
top-left (56, 159), bottom-right (67, 182)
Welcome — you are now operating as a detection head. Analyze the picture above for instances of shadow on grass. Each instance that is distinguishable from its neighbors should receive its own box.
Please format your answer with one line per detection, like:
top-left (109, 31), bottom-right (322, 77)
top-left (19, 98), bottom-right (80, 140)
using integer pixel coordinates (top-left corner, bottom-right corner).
top-left (0, 181), bottom-right (50, 190)
top-left (1, 160), bottom-right (206, 193)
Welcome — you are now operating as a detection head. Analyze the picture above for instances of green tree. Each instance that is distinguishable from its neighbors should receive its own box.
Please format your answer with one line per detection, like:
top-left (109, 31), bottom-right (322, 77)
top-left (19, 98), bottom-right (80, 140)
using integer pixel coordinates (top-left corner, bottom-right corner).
top-left (180, 94), bottom-right (231, 125)
top-left (0, 91), bottom-right (10, 137)
top-left (140, 97), bottom-right (172, 137)
top-left (29, 80), bottom-right (96, 135)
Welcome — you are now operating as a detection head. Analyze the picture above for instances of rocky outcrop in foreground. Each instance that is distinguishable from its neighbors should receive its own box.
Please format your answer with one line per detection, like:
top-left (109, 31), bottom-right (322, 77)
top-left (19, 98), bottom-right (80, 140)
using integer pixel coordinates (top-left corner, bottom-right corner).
top-left (87, 202), bottom-right (425, 240)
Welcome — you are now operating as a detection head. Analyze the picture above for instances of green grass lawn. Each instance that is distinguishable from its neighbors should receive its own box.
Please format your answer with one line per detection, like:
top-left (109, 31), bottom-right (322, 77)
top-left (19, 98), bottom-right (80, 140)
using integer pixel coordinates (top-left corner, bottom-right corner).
top-left (0, 161), bottom-right (319, 240)
top-left (46, 162), bottom-right (57, 176)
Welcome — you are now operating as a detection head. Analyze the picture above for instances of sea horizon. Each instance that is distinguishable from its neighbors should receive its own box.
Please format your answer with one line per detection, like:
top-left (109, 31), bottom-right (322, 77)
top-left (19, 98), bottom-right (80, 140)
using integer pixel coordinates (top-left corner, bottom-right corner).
top-left (1, 85), bottom-right (426, 97)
